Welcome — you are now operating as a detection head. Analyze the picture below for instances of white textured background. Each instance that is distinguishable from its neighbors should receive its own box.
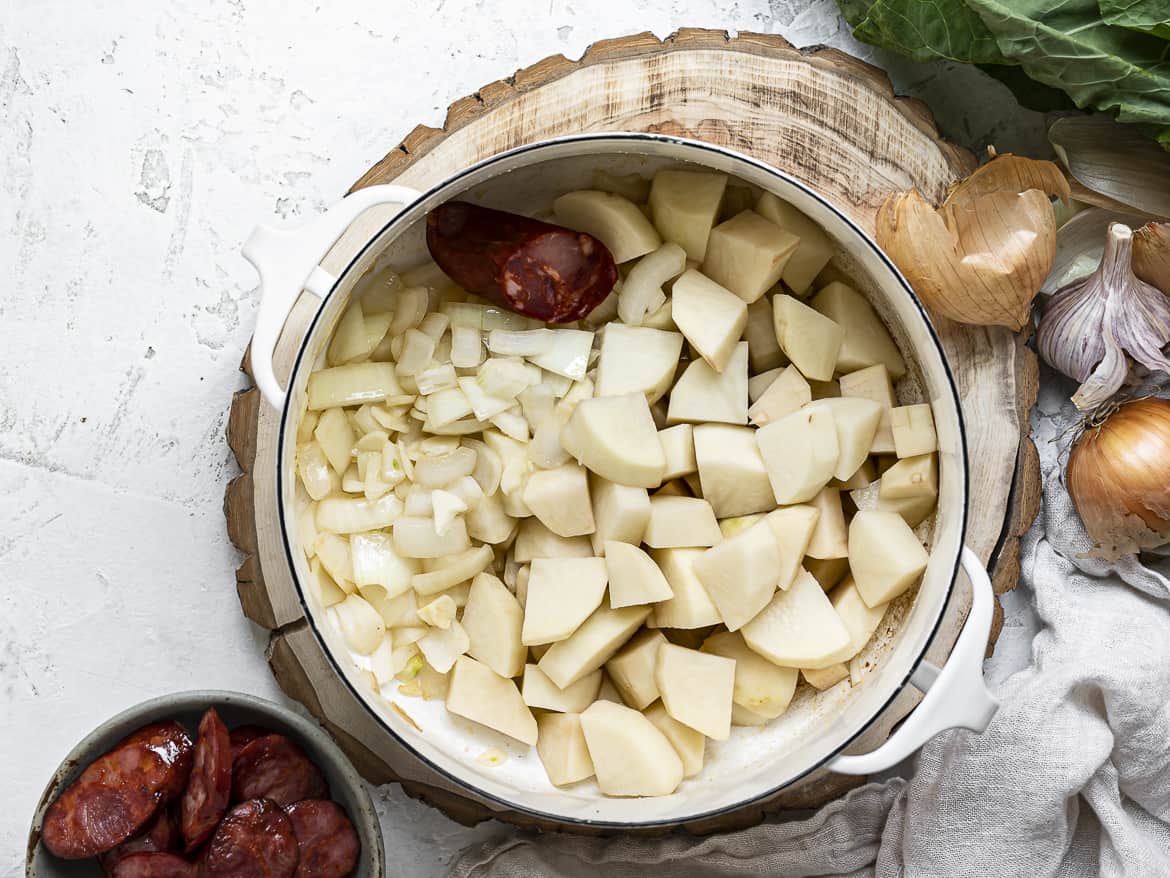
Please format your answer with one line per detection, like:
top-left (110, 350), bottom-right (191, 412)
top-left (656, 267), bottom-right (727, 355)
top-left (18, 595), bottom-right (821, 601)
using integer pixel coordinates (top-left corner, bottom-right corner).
top-left (1, 1), bottom-right (1046, 875)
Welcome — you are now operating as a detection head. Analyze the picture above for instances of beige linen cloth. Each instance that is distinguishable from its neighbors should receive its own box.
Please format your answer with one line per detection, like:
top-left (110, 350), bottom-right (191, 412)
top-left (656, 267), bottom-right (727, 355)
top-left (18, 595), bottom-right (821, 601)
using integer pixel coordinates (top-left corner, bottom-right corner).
top-left (449, 376), bottom-right (1170, 878)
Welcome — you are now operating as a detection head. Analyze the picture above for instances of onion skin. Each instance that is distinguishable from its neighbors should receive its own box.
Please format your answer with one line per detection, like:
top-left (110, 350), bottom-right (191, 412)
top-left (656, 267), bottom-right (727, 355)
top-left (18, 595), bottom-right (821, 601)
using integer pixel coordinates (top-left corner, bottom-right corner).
top-left (1067, 398), bottom-right (1170, 558)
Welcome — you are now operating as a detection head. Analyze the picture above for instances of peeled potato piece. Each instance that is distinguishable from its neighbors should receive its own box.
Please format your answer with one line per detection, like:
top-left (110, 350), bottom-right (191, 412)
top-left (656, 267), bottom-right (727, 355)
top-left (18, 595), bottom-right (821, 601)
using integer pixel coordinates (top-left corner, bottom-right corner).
top-left (744, 297), bottom-right (787, 373)
top-left (772, 295), bottom-right (843, 382)
top-left (643, 702), bottom-right (705, 777)
top-left (805, 487), bottom-right (848, 560)
top-left (880, 453), bottom-right (937, 500)
top-left (561, 393), bottom-right (666, 488)
top-left (536, 712), bottom-right (596, 786)
top-left (805, 397), bottom-right (882, 482)
top-left (649, 169), bottom-right (729, 261)
top-left (754, 192), bottom-right (834, 296)
top-left (521, 557), bottom-right (609, 645)
top-left (461, 572), bottom-right (526, 679)
top-left (643, 496), bottom-right (721, 548)
top-left (890, 404), bottom-right (938, 458)
top-left (522, 664), bottom-right (603, 712)
top-left (523, 464), bottom-right (595, 538)
top-left (579, 700), bottom-right (684, 797)
top-left (701, 209), bottom-right (799, 303)
top-left (604, 628), bottom-right (666, 709)
top-left (850, 479), bottom-right (937, 529)
top-left (671, 269), bottom-right (749, 372)
top-left (748, 364), bottom-right (811, 427)
top-left (605, 541), bottom-right (674, 608)
top-left (446, 655), bottom-right (537, 745)
top-left (831, 576), bottom-right (890, 658)
top-left (731, 703), bottom-right (771, 726)
top-left (810, 282), bottom-right (906, 378)
top-left (596, 324), bottom-right (684, 402)
top-left (514, 518), bottom-right (594, 562)
top-left (538, 604), bottom-right (651, 688)
top-left (692, 424), bottom-right (775, 518)
top-left (803, 664), bottom-right (849, 690)
top-left (741, 569), bottom-right (851, 669)
top-left (655, 643), bottom-right (735, 741)
top-left (667, 342), bottom-right (749, 426)
top-left (691, 518), bottom-right (781, 631)
top-left (839, 364), bottom-right (897, 454)
top-left (647, 548), bottom-right (723, 629)
top-left (848, 510), bottom-right (929, 607)
top-left (756, 406), bottom-right (839, 504)
top-left (590, 477), bottom-right (651, 553)
top-left (553, 189), bottom-right (661, 263)
top-left (702, 630), bottom-right (798, 719)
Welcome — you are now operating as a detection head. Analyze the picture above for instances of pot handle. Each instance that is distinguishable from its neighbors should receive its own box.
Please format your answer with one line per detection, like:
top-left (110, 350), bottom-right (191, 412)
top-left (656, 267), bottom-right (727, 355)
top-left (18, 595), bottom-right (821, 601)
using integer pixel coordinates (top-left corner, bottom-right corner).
top-left (242, 184), bottom-right (422, 409)
top-left (829, 546), bottom-right (999, 775)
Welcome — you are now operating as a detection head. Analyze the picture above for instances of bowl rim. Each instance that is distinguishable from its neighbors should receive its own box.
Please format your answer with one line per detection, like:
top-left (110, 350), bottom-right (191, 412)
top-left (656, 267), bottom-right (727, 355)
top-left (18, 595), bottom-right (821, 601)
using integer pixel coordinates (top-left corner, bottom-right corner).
top-left (275, 131), bottom-right (970, 827)
top-left (25, 689), bottom-right (384, 876)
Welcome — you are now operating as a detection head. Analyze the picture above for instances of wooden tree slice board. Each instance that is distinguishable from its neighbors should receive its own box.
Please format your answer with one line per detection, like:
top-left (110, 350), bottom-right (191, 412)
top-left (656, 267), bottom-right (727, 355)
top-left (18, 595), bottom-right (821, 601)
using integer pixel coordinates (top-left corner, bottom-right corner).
top-left (224, 29), bottom-right (1040, 834)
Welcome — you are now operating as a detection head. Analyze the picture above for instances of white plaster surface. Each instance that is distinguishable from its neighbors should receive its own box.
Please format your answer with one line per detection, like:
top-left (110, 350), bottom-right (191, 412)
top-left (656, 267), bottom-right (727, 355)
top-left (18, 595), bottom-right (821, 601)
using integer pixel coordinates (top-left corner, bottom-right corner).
top-left (1, 2), bottom-right (1046, 875)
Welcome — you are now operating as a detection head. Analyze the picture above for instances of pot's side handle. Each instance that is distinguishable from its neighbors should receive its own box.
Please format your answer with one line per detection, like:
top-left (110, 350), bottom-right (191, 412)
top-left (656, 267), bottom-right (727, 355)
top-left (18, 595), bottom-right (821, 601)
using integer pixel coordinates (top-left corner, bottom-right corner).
top-left (829, 546), bottom-right (999, 775)
top-left (242, 184), bottom-right (423, 409)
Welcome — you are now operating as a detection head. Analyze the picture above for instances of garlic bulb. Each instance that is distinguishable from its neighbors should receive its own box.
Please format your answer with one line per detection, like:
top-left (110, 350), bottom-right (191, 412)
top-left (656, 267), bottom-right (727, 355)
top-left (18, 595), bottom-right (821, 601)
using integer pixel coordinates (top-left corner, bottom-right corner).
top-left (1067, 397), bottom-right (1170, 558)
top-left (1134, 222), bottom-right (1170, 296)
top-left (1038, 223), bottom-right (1170, 410)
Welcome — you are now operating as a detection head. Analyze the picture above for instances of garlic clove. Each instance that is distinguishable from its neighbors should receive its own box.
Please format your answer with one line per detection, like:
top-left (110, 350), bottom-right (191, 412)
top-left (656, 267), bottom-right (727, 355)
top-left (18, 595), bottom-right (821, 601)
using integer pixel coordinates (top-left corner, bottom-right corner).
top-left (1039, 223), bottom-right (1170, 410)
top-left (944, 152), bottom-right (1070, 210)
top-left (1134, 222), bottom-right (1170, 296)
top-left (1049, 117), bottom-right (1170, 222)
top-left (1043, 208), bottom-right (1148, 296)
top-left (876, 187), bottom-right (1055, 331)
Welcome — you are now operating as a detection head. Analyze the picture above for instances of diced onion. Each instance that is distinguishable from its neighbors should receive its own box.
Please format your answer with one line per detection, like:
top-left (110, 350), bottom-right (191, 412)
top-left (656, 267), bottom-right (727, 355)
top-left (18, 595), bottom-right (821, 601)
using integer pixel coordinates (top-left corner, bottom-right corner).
top-left (413, 446), bottom-right (477, 487)
top-left (341, 465), bottom-right (363, 493)
top-left (431, 488), bottom-right (468, 536)
top-left (404, 486), bottom-right (433, 517)
top-left (313, 408), bottom-right (355, 475)
top-left (310, 559), bottom-right (350, 607)
top-left (477, 357), bottom-right (533, 399)
top-left (619, 242), bottom-right (687, 325)
top-left (333, 594), bottom-right (386, 655)
top-left (355, 430), bottom-right (389, 453)
top-left (361, 585), bottom-right (420, 628)
top-left (458, 377), bottom-right (515, 421)
top-left (298, 503), bottom-right (319, 557)
top-left (350, 532), bottom-right (419, 596)
top-left (446, 475), bottom-right (484, 510)
top-left (307, 363), bottom-right (405, 411)
top-left (393, 515), bottom-right (471, 558)
top-left (442, 302), bottom-right (487, 329)
top-left (388, 286), bottom-right (430, 337)
top-left (425, 416), bottom-right (489, 436)
top-left (418, 312), bottom-right (450, 341)
top-left (417, 620), bottom-right (470, 673)
top-left (541, 371), bottom-right (573, 398)
top-left (451, 326), bottom-right (484, 368)
top-left (369, 635), bottom-right (397, 686)
top-left (419, 435), bottom-right (461, 456)
top-left (491, 410), bottom-right (529, 441)
top-left (314, 532), bottom-right (354, 585)
top-left (529, 329), bottom-right (594, 380)
top-left (297, 442), bottom-right (337, 501)
top-left (316, 493), bottom-right (403, 533)
top-left (462, 439), bottom-right (502, 495)
top-left (518, 383), bottom-right (556, 424)
top-left (528, 416), bottom-right (571, 468)
top-left (417, 594), bottom-right (457, 629)
top-left (395, 625), bottom-right (428, 645)
top-left (424, 387), bottom-right (473, 428)
top-left (416, 364), bottom-right (458, 395)
top-left (327, 303), bottom-right (371, 366)
top-left (396, 328), bottom-right (435, 376)
top-left (486, 329), bottom-right (553, 356)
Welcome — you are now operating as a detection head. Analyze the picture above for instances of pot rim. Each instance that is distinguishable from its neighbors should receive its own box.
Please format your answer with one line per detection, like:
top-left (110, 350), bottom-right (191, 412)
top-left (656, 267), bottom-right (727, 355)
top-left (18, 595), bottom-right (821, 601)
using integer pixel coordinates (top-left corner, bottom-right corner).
top-left (275, 131), bottom-right (969, 827)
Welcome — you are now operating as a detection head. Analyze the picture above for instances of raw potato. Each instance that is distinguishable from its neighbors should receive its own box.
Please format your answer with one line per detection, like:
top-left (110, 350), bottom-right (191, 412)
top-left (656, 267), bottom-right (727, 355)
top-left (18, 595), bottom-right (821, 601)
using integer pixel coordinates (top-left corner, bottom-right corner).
top-left (522, 664), bottom-right (602, 712)
top-left (692, 424), bottom-right (776, 518)
top-left (667, 341), bottom-right (749, 426)
top-left (647, 548), bottom-right (724, 629)
top-left (513, 518), bottom-right (593, 562)
top-left (461, 572), bottom-right (526, 678)
top-left (523, 464), bottom-right (595, 538)
top-left (643, 702), bottom-right (705, 777)
top-left (553, 189), bottom-right (661, 263)
top-left (692, 518), bottom-right (781, 630)
top-left (536, 713), bottom-right (595, 786)
top-left (671, 269), bottom-right (749, 372)
top-left (805, 487), bottom-right (848, 559)
top-left (810, 282), bottom-right (906, 378)
top-left (605, 541), bottom-right (674, 608)
top-left (743, 297), bottom-right (787, 373)
top-left (718, 513), bottom-right (765, 538)
top-left (806, 556), bottom-right (850, 591)
top-left (643, 496), bottom-right (722, 548)
top-left (891, 404), bottom-right (938, 457)
top-left (748, 364), bottom-right (811, 427)
top-left (741, 569), bottom-right (852, 669)
top-left (765, 505), bottom-right (820, 589)
top-left (538, 605), bottom-right (651, 688)
top-left (839, 364), bottom-right (897, 454)
top-left (803, 664), bottom-right (849, 690)
top-left (417, 619), bottom-right (470, 673)
top-left (655, 643), bottom-right (735, 740)
top-left (850, 480), bottom-right (937, 529)
top-left (393, 516), bottom-right (471, 559)
top-left (579, 700), bottom-right (684, 797)
top-left (446, 656), bottom-right (537, 745)
top-left (658, 425), bottom-right (697, 480)
top-left (848, 510), bottom-right (929, 607)
top-left (754, 192), bottom-right (834, 295)
top-left (596, 324), bottom-right (684, 402)
top-left (772, 295), bottom-right (844, 382)
top-left (590, 478), bottom-right (651, 553)
top-left (702, 630), bottom-right (798, 719)
top-left (522, 557), bottom-right (609, 645)
top-left (465, 490), bottom-right (518, 545)
top-left (701, 209), bottom-right (799, 302)
top-left (604, 629), bottom-right (666, 709)
top-left (334, 594), bottom-right (386, 655)
top-left (561, 393), bottom-right (666, 488)
top-left (831, 576), bottom-right (890, 659)
top-left (730, 703), bottom-right (770, 726)
top-left (748, 366), bottom-right (783, 403)
top-left (881, 453), bottom-right (937, 500)
top-left (649, 169), bottom-right (729, 261)
top-left (756, 406), bottom-right (839, 504)
top-left (805, 397), bottom-right (882, 482)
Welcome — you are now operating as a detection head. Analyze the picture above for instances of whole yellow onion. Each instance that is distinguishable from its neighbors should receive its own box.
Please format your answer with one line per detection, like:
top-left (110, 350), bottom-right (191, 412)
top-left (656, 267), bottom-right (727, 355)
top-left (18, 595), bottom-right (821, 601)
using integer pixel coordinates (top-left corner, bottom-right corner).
top-left (1067, 398), bottom-right (1170, 557)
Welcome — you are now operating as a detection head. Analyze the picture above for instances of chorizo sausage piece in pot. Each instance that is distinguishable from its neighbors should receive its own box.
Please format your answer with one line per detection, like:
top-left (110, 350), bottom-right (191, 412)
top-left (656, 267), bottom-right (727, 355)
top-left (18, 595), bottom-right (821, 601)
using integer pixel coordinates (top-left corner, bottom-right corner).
top-left (426, 201), bottom-right (617, 323)
top-left (228, 725), bottom-right (270, 762)
top-left (99, 807), bottom-right (179, 875)
top-left (203, 799), bottom-right (300, 878)
top-left (42, 720), bottom-right (194, 859)
top-left (231, 734), bottom-right (328, 807)
top-left (108, 852), bottom-right (196, 878)
top-left (284, 800), bottom-right (360, 878)
top-left (179, 708), bottom-right (233, 852)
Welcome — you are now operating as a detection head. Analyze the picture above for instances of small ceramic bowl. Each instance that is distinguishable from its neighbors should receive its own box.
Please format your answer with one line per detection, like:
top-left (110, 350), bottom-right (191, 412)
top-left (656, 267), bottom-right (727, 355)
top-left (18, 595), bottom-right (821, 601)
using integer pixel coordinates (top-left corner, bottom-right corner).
top-left (26, 690), bottom-right (384, 878)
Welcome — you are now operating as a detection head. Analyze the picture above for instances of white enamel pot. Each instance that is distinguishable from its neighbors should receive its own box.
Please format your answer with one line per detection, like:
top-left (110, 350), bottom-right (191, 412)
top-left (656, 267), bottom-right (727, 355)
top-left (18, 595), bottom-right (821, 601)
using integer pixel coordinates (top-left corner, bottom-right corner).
top-left (244, 133), bottom-right (998, 827)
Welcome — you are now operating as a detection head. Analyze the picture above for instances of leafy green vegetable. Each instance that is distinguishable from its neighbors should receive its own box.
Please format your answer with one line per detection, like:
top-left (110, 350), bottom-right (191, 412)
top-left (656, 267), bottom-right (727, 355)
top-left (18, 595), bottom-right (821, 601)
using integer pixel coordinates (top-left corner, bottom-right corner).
top-left (837, 0), bottom-right (1170, 147)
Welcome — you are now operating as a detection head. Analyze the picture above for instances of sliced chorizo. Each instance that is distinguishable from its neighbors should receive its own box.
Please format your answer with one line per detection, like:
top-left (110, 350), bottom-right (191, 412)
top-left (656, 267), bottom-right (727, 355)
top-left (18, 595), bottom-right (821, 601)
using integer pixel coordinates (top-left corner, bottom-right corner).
top-left (284, 800), bottom-right (360, 878)
top-left (203, 799), bottom-right (299, 878)
top-left (426, 202), bottom-right (617, 323)
top-left (109, 852), bottom-right (196, 878)
top-left (180, 708), bottom-right (232, 852)
top-left (99, 807), bottom-right (179, 875)
top-left (231, 735), bottom-right (328, 807)
top-left (42, 721), bottom-right (194, 859)
top-left (228, 725), bottom-right (270, 762)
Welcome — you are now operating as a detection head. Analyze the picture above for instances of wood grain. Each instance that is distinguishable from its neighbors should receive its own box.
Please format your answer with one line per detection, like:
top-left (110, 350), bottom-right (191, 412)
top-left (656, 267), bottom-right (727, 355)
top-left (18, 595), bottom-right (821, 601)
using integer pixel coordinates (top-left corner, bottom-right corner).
top-left (224, 28), bottom-right (1039, 835)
